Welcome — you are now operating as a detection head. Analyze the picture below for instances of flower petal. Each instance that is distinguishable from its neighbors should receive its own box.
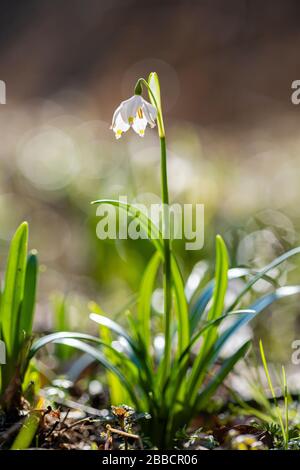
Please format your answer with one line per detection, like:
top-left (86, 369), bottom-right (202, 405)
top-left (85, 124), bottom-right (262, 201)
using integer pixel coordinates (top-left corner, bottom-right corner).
top-left (132, 116), bottom-right (147, 137)
top-left (142, 99), bottom-right (157, 128)
top-left (112, 113), bottom-right (130, 139)
top-left (120, 95), bottom-right (142, 124)
top-left (111, 104), bottom-right (122, 129)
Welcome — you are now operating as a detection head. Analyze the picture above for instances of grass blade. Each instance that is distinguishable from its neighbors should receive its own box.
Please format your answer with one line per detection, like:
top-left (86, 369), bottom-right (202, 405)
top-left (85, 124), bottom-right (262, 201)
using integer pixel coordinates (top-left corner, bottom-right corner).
top-left (259, 340), bottom-right (287, 448)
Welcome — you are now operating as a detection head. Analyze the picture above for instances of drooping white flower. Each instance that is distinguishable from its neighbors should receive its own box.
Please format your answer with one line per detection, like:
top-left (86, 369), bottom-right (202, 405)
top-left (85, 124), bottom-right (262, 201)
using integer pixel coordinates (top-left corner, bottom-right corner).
top-left (111, 95), bottom-right (157, 139)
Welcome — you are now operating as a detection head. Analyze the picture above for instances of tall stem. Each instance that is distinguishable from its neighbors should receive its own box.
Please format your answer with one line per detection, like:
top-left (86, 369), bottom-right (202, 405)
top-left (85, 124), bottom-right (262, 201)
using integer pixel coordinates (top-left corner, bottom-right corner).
top-left (136, 77), bottom-right (172, 382)
top-left (160, 136), bottom-right (172, 381)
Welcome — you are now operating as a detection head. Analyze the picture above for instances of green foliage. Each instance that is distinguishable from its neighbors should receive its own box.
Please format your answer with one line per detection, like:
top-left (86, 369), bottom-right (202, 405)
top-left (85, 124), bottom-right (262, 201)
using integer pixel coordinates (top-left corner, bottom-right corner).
top-left (11, 407), bottom-right (41, 450)
top-left (0, 223), bottom-right (38, 409)
top-left (32, 212), bottom-right (300, 446)
top-left (259, 340), bottom-right (289, 449)
top-left (28, 73), bottom-right (300, 448)
top-left (230, 345), bottom-right (300, 450)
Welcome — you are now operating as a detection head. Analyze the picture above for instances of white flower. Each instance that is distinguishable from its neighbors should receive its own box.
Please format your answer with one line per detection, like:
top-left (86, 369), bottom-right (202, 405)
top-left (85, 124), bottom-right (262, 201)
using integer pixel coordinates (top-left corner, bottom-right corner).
top-left (111, 95), bottom-right (157, 139)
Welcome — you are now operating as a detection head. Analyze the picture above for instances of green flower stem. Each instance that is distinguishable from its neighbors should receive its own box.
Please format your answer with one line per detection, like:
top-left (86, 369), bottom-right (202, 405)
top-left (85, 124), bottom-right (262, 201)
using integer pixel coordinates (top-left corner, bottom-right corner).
top-left (160, 135), bottom-right (172, 380)
top-left (136, 77), bottom-right (172, 380)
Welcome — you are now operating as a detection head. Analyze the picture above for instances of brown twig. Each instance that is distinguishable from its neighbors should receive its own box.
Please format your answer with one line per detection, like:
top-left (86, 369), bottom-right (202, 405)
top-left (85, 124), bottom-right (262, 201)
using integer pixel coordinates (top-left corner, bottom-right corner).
top-left (105, 424), bottom-right (143, 449)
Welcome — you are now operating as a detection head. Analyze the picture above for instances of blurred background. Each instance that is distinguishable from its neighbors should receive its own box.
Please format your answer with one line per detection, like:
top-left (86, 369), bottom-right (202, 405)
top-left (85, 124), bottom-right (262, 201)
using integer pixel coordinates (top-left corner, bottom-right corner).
top-left (0, 0), bottom-right (300, 374)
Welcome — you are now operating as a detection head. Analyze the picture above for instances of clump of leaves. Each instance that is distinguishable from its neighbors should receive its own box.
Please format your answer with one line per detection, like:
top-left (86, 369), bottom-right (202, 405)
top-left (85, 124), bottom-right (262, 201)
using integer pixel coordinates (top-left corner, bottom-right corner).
top-left (0, 222), bottom-right (38, 411)
top-left (31, 234), bottom-right (300, 448)
top-left (0, 222), bottom-right (71, 414)
top-left (30, 73), bottom-right (300, 448)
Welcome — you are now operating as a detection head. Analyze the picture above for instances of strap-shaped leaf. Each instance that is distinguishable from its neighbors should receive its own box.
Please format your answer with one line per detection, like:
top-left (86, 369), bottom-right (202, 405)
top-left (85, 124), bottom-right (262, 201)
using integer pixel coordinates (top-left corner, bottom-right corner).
top-left (138, 252), bottom-right (161, 351)
top-left (216, 285), bottom-right (300, 356)
top-left (91, 199), bottom-right (190, 355)
top-left (190, 267), bottom-right (278, 333)
top-left (186, 235), bottom-right (229, 403)
top-left (89, 313), bottom-right (134, 347)
top-left (52, 338), bottom-right (139, 407)
top-left (91, 199), bottom-right (163, 255)
top-left (195, 340), bottom-right (251, 411)
top-left (172, 256), bottom-right (190, 353)
top-left (1, 222), bottom-right (28, 357)
top-left (19, 252), bottom-right (38, 344)
top-left (11, 398), bottom-right (44, 449)
top-left (226, 245), bottom-right (300, 312)
top-left (148, 72), bottom-right (165, 137)
top-left (100, 325), bottom-right (130, 405)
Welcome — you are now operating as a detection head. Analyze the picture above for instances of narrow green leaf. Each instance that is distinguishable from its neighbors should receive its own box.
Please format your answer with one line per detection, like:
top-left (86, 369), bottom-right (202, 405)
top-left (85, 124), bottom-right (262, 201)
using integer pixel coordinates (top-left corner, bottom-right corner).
top-left (190, 267), bottom-right (278, 333)
top-left (54, 338), bottom-right (139, 407)
top-left (30, 331), bottom-right (125, 360)
top-left (11, 410), bottom-right (41, 450)
top-left (1, 222), bottom-right (28, 357)
top-left (227, 245), bottom-right (300, 313)
top-left (138, 252), bottom-right (161, 351)
top-left (171, 256), bottom-right (190, 353)
top-left (195, 340), bottom-right (251, 410)
top-left (282, 365), bottom-right (289, 445)
top-left (186, 235), bottom-right (229, 403)
top-left (178, 310), bottom-right (255, 366)
top-left (100, 325), bottom-right (128, 405)
top-left (89, 313), bottom-right (134, 347)
top-left (148, 72), bottom-right (162, 114)
top-left (207, 235), bottom-right (229, 323)
top-left (19, 252), bottom-right (38, 343)
top-left (216, 286), bottom-right (300, 356)
top-left (260, 340), bottom-right (286, 447)
top-left (91, 199), bottom-right (163, 255)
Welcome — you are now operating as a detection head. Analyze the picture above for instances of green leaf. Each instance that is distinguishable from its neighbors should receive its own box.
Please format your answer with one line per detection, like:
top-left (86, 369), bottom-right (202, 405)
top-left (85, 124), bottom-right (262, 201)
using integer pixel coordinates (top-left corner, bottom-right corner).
top-left (207, 235), bottom-right (229, 323)
top-left (186, 235), bottom-right (229, 403)
top-left (19, 252), bottom-right (38, 344)
top-left (54, 338), bottom-right (139, 407)
top-left (190, 267), bottom-right (278, 333)
top-left (11, 409), bottom-right (41, 450)
top-left (99, 325), bottom-right (130, 405)
top-left (30, 331), bottom-right (141, 405)
top-left (178, 310), bottom-right (255, 366)
top-left (171, 256), bottom-right (190, 353)
top-left (148, 72), bottom-right (162, 114)
top-left (226, 245), bottom-right (300, 313)
top-left (260, 340), bottom-right (287, 447)
top-left (52, 293), bottom-right (73, 361)
top-left (1, 222), bottom-right (28, 357)
top-left (138, 252), bottom-right (161, 352)
top-left (92, 199), bottom-right (190, 355)
top-left (216, 286), bottom-right (300, 356)
top-left (89, 313), bottom-right (134, 348)
top-left (195, 340), bottom-right (251, 410)
top-left (91, 199), bottom-right (163, 255)
top-left (148, 72), bottom-right (165, 138)
top-left (30, 331), bottom-right (125, 360)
